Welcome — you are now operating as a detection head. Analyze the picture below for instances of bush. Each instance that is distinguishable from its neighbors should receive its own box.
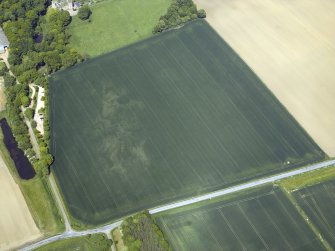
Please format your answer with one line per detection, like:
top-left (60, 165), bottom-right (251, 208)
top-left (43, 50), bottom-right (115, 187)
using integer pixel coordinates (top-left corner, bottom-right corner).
top-left (78, 6), bottom-right (92, 20)
top-left (0, 61), bottom-right (8, 76)
top-left (3, 73), bottom-right (16, 86)
top-left (24, 108), bottom-right (34, 120)
top-left (31, 120), bottom-right (37, 128)
top-left (21, 95), bottom-right (30, 107)
top-left (197, 9), bottom-right (206, 18)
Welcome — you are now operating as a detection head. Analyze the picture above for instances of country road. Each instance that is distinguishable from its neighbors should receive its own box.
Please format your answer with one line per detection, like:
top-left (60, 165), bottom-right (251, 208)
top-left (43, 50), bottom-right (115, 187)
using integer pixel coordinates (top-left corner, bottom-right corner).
top-left (19, 159), bottom-right (335, 251)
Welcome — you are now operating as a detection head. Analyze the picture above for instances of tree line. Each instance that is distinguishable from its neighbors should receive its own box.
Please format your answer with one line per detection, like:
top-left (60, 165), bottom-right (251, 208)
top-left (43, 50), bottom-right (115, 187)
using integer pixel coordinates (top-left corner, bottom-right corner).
top-left (153, 0), bottom-right (206, 33)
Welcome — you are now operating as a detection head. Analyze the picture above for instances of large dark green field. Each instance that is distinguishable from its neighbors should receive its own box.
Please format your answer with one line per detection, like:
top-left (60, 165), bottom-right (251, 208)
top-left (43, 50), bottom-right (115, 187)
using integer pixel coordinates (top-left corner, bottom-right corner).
top-left (156, 186), bottom-right (324, 251)
top-left (49, 20), bottom-right (324, 224)
top-left (293, 179), bottom-right (335, 248)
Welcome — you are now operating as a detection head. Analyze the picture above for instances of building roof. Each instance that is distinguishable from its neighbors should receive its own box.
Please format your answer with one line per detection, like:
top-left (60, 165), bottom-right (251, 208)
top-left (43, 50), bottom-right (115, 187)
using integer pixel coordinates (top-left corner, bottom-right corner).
top-left (0, 26), bottom-right (9, 47)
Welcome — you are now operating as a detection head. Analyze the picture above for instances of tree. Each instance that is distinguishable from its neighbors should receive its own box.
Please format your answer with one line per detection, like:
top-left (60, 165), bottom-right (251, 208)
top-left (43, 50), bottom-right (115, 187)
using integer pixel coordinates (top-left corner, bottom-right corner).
top-left (3, 73), bottom-right (16, 86)
top-left (153, 0), bottom-right (200, 33)
top-left (20, 95), bottom-right (30, 107)
top-left (153, 20), bottom-right (166, 33)
top-left (197, 9), bottom-right (206, 18)
top-left (24, 108), bottom-right (34, 120)
top-left (31, 120), bottom-right (37, 128)
top-left (0, 62), bottom-right (8, 76)
top-left (7, 53), bottom-right (21, 65)
top-left (78, 6), bottom-right (92, 20)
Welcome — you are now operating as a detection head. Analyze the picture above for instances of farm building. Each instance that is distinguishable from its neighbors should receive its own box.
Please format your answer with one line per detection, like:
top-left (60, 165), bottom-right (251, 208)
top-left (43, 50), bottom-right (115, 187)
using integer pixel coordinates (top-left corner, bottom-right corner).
top-left (0, 26), bottom-right (9, 53)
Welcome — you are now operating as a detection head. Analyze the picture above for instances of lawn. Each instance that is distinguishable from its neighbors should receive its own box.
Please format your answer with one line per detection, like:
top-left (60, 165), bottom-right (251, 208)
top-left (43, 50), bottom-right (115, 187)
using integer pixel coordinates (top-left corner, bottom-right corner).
top-left (68, 0), bottom-right (171, 56)
top-left (35, 234), bottom-right (112, 251)
top-left (156, 186), bottom-right (325, 251)
top-left (50, 20), bottom-right (324, 225)
top-left (293, 179), bottom-right (335, 248)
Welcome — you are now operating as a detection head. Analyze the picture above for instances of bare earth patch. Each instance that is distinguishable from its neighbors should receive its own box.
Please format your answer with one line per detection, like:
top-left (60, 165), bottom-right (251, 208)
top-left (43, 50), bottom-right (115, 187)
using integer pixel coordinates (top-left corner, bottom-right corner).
top-left (112, 228), bottom-right (127, 251)
top-left (194, 0), bottom-right (335, 156)
top-left (0, 154), bottom-right (41, 250)
top-left (33, 85), bottom-right (45, 135)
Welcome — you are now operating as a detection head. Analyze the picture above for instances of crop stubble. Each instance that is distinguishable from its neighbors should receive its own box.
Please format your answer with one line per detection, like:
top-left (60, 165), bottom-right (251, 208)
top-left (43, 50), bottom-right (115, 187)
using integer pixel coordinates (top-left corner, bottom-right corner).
top-left (194, 0), bottom-right (335, 156)
top-left (0, 154), bottom-right (41, 250)
top-left (50, 20), bottom-right (323, 224)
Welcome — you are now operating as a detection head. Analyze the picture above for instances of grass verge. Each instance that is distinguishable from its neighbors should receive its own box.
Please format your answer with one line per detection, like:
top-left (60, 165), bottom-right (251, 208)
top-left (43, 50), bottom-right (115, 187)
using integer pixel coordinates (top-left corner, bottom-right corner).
top-left (68, 0), bottom-right (171, 56)
top-left (278, 165), bottom-right (335, 191)
top-left (35, 234), bottom-right (112, 251)
top-left (0, 122), bottom-right (64, 236)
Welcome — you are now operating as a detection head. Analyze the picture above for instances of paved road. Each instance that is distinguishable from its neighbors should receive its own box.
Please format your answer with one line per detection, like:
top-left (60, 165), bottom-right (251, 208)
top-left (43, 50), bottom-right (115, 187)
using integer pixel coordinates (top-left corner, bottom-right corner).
top-left (19, 221), bottom-right (122, 251)
top-left (19, 159), bottom-right (335, 251)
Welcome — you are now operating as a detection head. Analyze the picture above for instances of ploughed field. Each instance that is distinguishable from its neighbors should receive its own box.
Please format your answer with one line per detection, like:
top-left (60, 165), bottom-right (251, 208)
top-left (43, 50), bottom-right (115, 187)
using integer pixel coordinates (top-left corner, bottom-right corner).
top-left (293, 179), bottom-right (335, 248)
top-left (156, 186), bottom-right (325, 251)
top-left (50, 20), bottom-right (324, 224)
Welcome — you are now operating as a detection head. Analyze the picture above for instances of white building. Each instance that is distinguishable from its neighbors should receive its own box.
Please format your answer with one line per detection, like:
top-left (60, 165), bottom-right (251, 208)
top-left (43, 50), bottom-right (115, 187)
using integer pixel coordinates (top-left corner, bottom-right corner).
top-left (0, 26), bottom-right (9, 53)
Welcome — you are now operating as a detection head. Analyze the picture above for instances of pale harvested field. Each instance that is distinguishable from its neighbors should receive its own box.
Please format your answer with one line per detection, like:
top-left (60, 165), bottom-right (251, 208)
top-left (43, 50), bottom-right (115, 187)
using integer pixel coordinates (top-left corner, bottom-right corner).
top-left (0, 154), bottom-right (41, 250)
top-left (194, 0), bottom-right (335, 156)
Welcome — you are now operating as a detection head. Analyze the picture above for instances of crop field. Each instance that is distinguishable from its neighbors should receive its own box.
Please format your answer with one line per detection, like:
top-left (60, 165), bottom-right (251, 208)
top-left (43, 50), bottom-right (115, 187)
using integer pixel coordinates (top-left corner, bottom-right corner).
top-left (68, 0), bottom-right (170, 56)
top-left (50, 20), bottom-right (323, 224)
top-left (293, 179), bottom-right (335, 248)
top-left (156, 186), bottom-right (324, 251)
top-left (194, 0), bottom-right (335, 156)
top-left (0, 152), bottom-right (41, 250)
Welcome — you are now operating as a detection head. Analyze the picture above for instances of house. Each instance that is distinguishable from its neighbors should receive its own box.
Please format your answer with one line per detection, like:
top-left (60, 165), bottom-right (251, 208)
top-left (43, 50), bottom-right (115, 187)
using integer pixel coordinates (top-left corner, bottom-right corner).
top-left (0, 26), bottom-right (9, 53)
top-left (72, 1), bottom-right (81, 10)
top-left (51, 0), bottom-right (78, 16)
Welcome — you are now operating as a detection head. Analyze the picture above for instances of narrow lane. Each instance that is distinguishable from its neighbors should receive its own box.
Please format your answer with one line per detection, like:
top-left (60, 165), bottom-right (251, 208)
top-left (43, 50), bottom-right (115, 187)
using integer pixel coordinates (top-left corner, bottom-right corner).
top-left (48, 174), bottom-right (72, 232)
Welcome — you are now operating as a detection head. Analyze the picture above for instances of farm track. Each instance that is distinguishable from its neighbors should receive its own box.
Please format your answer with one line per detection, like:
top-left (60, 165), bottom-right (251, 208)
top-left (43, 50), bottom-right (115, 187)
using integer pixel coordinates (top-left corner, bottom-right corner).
top-left (19, 159), bottom-right (335, 251)
top-left (49, 175), bottom-right (71, 232)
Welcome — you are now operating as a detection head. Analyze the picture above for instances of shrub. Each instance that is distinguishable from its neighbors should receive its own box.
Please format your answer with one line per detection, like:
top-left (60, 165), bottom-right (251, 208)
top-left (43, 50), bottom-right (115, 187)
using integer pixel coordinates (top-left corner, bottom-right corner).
top-left (3, 73), bottom-right (16, 86)
top-left (78, 6), bottom-right (92, 20)
top-left (31, 120), bottom-right (37, 128)
top-left (21, 95), bottom-right (30, 107)
top-left (24, 108), bottom-right (34, 120)
top-left (0, 61), bottom-right (8, 76)
top-left (197, 9), bottom-right (206, 18)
